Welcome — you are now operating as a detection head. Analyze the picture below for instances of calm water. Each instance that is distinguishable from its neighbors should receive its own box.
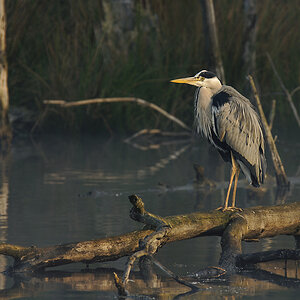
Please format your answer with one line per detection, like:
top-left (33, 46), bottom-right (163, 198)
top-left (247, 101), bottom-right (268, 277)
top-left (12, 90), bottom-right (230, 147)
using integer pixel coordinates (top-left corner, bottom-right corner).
top-left (0, 132), bottom-right (299, 299)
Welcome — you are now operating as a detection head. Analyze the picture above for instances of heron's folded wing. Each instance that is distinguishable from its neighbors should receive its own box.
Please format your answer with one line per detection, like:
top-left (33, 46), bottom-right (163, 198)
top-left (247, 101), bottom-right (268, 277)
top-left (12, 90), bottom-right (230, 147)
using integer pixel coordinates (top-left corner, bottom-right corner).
top-left (211, 88), bottom-right (266, 185)
top-left (215, 102), bottom-right (263, 161)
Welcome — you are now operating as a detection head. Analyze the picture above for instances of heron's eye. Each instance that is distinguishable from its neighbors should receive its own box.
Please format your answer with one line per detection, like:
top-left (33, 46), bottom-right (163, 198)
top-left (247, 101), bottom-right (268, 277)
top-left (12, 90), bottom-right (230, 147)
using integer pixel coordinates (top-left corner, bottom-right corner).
top-left (194, 75), bottom-right (204, 81)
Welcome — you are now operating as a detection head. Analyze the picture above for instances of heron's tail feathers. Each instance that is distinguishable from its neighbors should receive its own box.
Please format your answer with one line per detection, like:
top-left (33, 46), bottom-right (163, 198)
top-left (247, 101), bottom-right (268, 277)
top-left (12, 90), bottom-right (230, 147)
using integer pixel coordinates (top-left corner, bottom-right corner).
top-left (236, 150), bottom-right (266, 188)
top-left (259, 152), bottom-right (267, 184)
top-left (250, 152), bottom-right (266, 187)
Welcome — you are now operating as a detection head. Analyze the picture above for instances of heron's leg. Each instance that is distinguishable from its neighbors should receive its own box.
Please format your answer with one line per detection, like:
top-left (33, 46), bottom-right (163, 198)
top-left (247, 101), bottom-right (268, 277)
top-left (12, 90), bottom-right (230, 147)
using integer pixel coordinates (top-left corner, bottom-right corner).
top-left (223, 163), bottom-right (236, 210)
top-left (218, 152), bottom-right (240, 211)
top-left (231, 166), bottom-right (240, 208)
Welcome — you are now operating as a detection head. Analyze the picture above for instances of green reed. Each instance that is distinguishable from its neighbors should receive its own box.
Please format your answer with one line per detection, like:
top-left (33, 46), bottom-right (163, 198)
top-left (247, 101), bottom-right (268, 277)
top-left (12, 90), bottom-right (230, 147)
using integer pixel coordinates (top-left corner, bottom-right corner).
top-left (6, 0), bottom-right (300, 133)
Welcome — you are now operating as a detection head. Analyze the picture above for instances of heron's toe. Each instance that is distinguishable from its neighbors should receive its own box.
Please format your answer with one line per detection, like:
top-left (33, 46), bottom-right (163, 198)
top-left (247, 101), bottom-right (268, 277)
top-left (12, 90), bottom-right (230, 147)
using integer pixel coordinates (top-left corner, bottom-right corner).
top-left (215, 206), bottom-right (224, 211)
top-left (222, 206), bottom-right (243, 212)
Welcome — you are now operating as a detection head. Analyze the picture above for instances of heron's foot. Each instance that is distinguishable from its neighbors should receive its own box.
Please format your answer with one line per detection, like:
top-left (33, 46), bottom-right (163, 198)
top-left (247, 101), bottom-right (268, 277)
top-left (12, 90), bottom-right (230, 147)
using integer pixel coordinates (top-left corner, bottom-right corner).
top-left (223, 206), bottom-right (243, 212)
top-left (216, 206), bottom-right (243, 212)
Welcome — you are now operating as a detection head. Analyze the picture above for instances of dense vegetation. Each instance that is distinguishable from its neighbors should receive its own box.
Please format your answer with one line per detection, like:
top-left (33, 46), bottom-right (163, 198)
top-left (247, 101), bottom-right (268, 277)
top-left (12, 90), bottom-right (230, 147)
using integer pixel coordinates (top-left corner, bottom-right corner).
top-left (6, 0), bottom-right (300, 134)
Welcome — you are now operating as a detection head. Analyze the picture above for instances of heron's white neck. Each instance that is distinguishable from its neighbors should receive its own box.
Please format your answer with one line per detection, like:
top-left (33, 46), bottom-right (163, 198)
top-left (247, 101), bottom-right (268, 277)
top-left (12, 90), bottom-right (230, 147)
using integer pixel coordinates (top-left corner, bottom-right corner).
top-left (198, 87), bottom-right (214, 111)
top-left (194, 86), bottom-right (218, 138)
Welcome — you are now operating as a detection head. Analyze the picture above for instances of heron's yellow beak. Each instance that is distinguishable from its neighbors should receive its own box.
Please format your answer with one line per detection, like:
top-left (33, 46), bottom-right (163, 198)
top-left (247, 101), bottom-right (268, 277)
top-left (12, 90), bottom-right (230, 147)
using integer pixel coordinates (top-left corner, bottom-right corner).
top-left (170, 77), bottom-right (200, 87)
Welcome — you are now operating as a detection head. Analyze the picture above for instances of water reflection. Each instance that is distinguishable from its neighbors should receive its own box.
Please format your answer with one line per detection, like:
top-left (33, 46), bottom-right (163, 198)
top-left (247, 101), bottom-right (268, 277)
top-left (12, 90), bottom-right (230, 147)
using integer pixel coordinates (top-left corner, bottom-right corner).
top-left (0, 156), bottom-right (9, 288)
top-left (1, 263), bottom-right (299, 300)
top-left (0, 133), bottom-right (299, 298)
top-left (42, 143), bottom-right (191, 184)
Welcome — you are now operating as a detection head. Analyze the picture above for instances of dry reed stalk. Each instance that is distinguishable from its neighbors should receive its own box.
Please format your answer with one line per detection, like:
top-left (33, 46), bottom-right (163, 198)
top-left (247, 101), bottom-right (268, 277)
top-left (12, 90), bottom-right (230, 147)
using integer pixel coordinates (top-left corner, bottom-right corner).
top-left (248, 75), bottom-right (289, 187)
top-left (266, 52), bottom-right (300, 127)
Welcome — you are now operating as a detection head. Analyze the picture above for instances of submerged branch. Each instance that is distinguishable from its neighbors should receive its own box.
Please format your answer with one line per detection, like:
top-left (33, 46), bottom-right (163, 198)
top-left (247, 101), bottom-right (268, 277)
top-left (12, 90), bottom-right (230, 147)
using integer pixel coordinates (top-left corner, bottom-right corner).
top-left (43, 97), bottom-right (191, 131)
top-left (238, 249), bottom-right (300, 266)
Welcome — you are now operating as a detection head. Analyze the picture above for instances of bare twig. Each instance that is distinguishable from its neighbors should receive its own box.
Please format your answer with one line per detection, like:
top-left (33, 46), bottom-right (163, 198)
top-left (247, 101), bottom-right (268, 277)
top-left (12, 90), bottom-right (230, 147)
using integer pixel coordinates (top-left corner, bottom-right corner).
top-left (291, 86), bottom-right (300, 97)
top-left (124, 128), bottom-right (191, 143)
top-left (124, 128), bottom-right (161, 143)
top-left (248, 75), bottom-right (289, 187)
top-left (266, 53), bottom-right (300, 127)
top-left (152, 258), bottom-right (200, 291)
top-left (44, 97), bottom-right (191, 131)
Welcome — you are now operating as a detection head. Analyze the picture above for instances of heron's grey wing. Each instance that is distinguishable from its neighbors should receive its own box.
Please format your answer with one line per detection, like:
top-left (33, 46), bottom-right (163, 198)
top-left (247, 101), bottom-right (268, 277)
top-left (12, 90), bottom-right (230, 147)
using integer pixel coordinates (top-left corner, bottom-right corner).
top-left (212, 90), bottom-right (266, 185)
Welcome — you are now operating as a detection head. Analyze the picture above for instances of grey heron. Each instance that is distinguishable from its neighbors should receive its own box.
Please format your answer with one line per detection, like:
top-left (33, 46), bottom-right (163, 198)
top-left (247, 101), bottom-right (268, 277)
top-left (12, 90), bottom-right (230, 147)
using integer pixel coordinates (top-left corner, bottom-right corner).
top-left (171, 70), bottom-right (266, 211)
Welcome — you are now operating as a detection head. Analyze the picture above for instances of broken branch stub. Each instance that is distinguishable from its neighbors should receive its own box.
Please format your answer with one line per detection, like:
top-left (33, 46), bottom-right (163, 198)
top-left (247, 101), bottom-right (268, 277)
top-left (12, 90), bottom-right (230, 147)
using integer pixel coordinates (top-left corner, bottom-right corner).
top-left (120, 195), bottom-right (173, 285)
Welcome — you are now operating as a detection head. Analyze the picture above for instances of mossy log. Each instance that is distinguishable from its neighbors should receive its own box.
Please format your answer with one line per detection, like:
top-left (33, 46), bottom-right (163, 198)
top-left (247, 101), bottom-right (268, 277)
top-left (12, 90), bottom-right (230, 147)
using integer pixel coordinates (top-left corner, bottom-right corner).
top-left (1, 196), bottom-right (299, 274)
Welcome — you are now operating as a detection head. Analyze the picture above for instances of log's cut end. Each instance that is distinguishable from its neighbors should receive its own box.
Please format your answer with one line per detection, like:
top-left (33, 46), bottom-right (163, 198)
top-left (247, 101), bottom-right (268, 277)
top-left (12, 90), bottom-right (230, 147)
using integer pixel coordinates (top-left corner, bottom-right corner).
top-left (0, 243), bottom-right (34, 259)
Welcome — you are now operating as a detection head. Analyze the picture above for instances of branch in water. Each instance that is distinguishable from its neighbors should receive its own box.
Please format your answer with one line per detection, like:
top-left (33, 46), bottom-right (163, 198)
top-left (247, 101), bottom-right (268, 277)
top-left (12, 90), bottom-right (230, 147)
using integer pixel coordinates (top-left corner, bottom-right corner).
top-left (44, 97), bottom-right (191, 131)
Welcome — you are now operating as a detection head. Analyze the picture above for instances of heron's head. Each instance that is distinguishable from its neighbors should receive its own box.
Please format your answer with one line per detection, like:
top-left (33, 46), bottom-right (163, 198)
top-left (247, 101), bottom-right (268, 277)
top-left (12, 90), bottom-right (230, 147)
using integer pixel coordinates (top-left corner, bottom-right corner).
top-left (171, 70), bottom-right (222, 93)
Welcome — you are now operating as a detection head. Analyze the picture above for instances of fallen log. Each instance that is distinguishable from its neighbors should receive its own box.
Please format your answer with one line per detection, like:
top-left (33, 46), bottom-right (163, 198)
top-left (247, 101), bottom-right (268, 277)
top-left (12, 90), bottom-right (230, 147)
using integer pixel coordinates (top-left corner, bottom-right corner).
top-left (1, 196), bottom-right (299, 275)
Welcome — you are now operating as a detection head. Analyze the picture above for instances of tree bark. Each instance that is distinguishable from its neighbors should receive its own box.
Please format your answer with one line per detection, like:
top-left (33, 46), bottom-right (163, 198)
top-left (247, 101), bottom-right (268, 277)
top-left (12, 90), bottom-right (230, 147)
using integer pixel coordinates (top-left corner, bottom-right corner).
top-left (1, 196), bottom-right (299, 273)
top-left (0, 0), bottom-right (11, 146)
top-left (242, 0), bottom-right (257, 78)
top-left (201, 0), bottom-right (225, 83)
top-left (98, 0), bottom-right (135, 60)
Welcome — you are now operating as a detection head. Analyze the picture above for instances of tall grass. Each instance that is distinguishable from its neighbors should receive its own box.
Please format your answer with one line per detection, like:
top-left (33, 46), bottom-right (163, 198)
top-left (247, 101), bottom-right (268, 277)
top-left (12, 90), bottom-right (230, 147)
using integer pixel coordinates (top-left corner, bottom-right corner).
top-left (6, 0), bottom-right (300, 133)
